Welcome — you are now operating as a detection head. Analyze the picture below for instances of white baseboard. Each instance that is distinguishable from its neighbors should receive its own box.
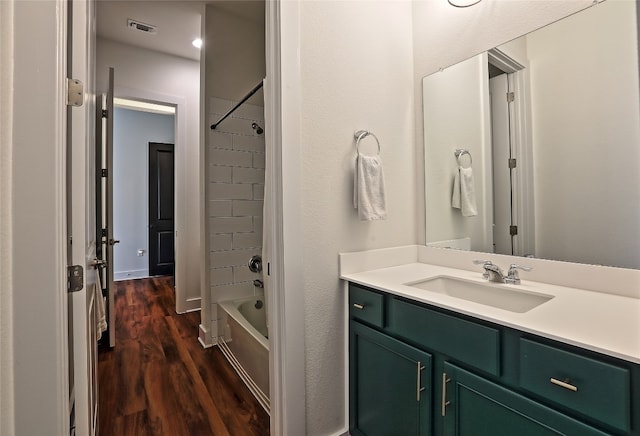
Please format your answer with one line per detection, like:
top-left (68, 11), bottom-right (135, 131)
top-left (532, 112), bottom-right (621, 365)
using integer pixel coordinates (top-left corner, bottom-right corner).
top-left (198, 323), bottom-right (214, 348)
top-left (114, 269), bottom-right (148, 281)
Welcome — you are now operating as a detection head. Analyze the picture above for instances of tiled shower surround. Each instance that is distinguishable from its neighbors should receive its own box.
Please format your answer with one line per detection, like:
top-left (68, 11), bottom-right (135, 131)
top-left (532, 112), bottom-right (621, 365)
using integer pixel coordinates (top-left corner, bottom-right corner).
top-left (207, 97), bottom-right (265, 339)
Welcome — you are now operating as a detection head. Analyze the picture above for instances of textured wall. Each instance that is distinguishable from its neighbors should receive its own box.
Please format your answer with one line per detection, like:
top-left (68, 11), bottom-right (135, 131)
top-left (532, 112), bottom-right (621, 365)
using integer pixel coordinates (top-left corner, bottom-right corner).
top-left (298, 2), bottom-right (417, 434)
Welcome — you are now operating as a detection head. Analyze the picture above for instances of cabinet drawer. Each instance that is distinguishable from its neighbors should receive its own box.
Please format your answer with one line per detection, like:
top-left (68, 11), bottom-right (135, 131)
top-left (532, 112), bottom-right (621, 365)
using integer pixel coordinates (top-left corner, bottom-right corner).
top-left (388, 298), bottom-right (500, 376)
top-left (349, 284), bottom-right (385, 328)
top-left (519, 338), bottom-right (630, 433)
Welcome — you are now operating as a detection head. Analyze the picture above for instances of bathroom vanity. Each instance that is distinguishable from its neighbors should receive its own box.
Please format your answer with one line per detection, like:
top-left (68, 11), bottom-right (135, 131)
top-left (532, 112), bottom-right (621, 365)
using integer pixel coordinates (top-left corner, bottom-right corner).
top-left (340, 246), bottom-right (640, 436)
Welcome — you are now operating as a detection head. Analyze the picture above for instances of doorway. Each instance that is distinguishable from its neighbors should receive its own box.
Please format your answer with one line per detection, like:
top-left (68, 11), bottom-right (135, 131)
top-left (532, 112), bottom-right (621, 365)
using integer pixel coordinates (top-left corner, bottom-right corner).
top-left (112, 103), bottom-right (176, 281)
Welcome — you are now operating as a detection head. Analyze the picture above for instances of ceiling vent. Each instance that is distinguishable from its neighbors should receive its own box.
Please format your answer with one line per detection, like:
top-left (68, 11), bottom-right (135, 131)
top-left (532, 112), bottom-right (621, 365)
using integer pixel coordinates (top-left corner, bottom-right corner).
top-left (127, 19), bottom-right (158, 34)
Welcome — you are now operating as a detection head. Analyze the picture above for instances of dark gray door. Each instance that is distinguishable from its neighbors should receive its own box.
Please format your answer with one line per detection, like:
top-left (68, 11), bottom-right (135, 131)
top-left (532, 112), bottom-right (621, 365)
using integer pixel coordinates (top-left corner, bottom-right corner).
top-left (148, 142), bottom-right (175, 276)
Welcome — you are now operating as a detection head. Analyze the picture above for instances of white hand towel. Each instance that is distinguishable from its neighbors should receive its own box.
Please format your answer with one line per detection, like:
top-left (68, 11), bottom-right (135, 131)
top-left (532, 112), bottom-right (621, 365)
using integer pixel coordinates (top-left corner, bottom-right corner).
top-left (353, 154), bottom-right (387, 221)
top-left (452, 167), bottom-right (477, 217)
top-left (95, 283), bottom-right (108, 340)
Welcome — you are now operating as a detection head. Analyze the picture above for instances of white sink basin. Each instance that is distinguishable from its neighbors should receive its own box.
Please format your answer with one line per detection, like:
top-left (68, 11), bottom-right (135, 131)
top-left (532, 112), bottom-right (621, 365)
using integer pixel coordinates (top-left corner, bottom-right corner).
top-left (405, 276), bottom-right (554, 313)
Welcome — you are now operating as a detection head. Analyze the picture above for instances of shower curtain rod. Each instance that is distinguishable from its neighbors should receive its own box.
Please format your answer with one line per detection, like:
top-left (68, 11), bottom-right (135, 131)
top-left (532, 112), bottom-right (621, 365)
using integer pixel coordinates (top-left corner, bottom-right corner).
top-left (210, 79), bottom-right (264, 130)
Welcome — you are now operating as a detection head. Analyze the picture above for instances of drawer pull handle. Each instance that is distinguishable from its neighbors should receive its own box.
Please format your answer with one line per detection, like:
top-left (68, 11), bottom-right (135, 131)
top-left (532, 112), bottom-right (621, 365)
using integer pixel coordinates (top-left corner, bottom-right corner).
top-left (441, 372), bottom-right (451, 416)
top-left (416, 362), bottom-right (426, 402)
top-left (550, 378), bottom-right (578, 392)
top-left (353, 303), bottom-right (365, 310)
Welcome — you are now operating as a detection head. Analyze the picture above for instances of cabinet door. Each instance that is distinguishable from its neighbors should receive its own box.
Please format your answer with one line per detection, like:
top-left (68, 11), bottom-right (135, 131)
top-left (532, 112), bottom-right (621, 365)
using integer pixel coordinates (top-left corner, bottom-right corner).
top-left (441, 363), bottom-right (608, 436)
top-left (350, 322), bottom-right (431, 436)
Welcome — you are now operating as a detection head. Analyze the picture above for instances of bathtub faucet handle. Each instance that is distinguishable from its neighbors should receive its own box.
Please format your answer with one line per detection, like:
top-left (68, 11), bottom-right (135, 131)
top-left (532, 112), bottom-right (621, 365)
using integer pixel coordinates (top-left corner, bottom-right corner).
top-left (248, 255), bottom-right (262, 273)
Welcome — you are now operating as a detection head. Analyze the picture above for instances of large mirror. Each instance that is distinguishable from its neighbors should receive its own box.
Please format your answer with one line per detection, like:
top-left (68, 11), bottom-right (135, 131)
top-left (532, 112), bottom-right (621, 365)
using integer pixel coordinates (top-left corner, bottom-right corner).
top-left (423, 0), bottom-right (640, 270)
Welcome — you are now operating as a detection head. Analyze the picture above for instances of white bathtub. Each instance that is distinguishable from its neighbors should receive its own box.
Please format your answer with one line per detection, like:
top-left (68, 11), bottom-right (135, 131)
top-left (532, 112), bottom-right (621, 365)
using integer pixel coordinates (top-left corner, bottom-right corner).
top-left (217, 296), bottom-right (269, 413)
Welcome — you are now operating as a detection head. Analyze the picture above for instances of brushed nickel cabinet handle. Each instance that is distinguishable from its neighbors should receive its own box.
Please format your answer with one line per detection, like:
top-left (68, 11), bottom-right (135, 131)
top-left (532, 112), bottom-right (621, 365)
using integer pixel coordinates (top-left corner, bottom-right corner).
top-left (550, 378), bottom-right (578, 392)
top-left (416, 362), bottom-right (426, 401)
top-left (441, 372), bottom-right (451, 416)
top-left (353, 303), bottom-right (365, 310)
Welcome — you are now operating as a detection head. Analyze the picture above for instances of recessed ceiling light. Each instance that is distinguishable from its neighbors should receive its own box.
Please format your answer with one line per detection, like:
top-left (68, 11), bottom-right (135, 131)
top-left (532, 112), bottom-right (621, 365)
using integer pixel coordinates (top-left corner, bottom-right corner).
top-left (448, 0), bottom-right (482, 7)
top-left (192, 38), bottom-right (202, 49)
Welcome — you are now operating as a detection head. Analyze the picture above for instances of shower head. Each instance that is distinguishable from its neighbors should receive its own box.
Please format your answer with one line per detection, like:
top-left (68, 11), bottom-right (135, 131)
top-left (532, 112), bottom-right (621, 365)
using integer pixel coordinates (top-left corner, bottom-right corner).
top-left (251, 122), bottom-right (264, 135)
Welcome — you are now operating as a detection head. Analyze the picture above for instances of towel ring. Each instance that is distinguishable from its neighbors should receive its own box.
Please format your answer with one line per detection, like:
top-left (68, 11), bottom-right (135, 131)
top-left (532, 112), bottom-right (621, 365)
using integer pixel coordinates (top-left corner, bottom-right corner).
top-left (354, 130), bottom-right (381, 156)
top-left (454, 148), bottom-right (472, 168)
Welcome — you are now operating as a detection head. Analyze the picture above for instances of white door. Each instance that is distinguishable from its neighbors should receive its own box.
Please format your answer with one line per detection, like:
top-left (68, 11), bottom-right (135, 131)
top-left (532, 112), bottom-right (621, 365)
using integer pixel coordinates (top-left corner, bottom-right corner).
top-left (489, 73), bottom-right (514, 254)
top-left (68, 0), bottom-right (99, 434)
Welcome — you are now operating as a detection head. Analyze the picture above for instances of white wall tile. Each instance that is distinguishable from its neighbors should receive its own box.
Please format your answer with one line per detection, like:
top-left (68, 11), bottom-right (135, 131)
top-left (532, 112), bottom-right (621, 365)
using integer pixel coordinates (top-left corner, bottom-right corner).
top-left (253, 216), bottom-right (263, 234)
top-left (233, 232), bottom-right (262, 249)
top-left (210, 267), bottom-right (233, 286)
top-left (210, 234), bottom-right (232, 251)
top-left (209, 183), bottom-right (253, 200)
top-left (253, 152), bottom-right (265, 169)
top-left (233, 200), bottom-right (264, 217)
top-left (210, 248), bottom-right (260, 268)
top-left (211, 117), bottom-right (255, 136)
top-left (231, 102), bottom-right (264, 121)
top-left (210, 97), bottom-right (233, 114)
top-left (209, 200), bottom-right (232, 217)
top-left (233, 265), bottom-right (260, 283)
top-left (209, 131), bottom-right (233, 150)
top-left (210, 282), bottom-right (254, 302)
top-left (210, 148), bottom-right (253, 167)
top-left (233, 167), bottom-right (265, 184)
top-left (233, 135), bottom-right (265, 152)
top-left (208, 165), bottom-right (232, 183)
top-left (253, 184), bottom-right (265, 200)
top-left (210, 216), bottom-right (253, 234)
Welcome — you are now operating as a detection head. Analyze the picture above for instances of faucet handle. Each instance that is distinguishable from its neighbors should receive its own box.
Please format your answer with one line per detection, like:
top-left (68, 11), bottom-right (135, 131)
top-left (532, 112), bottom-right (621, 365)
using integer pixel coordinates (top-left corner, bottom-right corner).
top-left (473, 260), bottom-right (493, 279)
top-left (506, 264), bottom-right (532, 284)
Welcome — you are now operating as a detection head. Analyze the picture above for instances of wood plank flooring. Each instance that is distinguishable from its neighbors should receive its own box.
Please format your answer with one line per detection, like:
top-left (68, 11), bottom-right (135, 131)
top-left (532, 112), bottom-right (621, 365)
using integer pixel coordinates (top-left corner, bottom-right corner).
top-left (98, 276), bottom-right (270, 436)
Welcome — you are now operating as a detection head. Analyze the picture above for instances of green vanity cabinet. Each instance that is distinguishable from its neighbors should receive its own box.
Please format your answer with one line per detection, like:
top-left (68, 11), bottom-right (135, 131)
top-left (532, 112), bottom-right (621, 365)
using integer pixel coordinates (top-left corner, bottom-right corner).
top-left (350, 321), bottom-right (432, 436)
top-left (348, 282), bottom-right (639, 436)
top-left (441, 362), bottom-right (609, 436)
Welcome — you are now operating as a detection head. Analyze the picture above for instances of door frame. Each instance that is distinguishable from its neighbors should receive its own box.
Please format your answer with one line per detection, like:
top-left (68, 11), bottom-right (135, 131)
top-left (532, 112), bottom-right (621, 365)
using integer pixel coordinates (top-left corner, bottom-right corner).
top-left (487, 48), bottom-right (535, 257)
top-left (264, 1), bottom-right (307, 435)
top-left (111, 89), bottom-right (193, 312)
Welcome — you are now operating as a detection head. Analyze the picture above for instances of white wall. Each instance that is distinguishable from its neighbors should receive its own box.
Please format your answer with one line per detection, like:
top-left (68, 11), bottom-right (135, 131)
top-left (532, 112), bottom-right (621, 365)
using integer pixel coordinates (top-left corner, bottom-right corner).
top-left (527, 0), bottom-right (640, 269)
top-left (296, 2), bottom-right (416, 434)
top-left (6, 0), bottom-right (69, 434)
top-left (113, 108), bottom-right (175, 279)
top-left (0, 1), bottom-right (14, 434)
top-left (97, 38), bottom-right (201, 311)
top-left (423, 53), bottom-right (493, 252)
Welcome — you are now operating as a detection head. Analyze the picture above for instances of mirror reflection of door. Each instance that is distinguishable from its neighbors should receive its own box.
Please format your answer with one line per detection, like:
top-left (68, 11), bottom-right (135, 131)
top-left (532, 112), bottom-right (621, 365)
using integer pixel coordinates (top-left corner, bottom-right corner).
top-left (489, 71), bottom-right (514, 254)
top-left (148, 142), bottom-right (175, 276)
top-left (487, 49), bottom-right (527, 257)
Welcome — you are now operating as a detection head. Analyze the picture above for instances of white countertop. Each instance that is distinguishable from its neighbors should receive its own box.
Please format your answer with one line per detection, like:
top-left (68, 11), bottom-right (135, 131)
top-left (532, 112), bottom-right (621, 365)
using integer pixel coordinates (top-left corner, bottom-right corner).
top-left (341, 262), bottom-right (640, 364)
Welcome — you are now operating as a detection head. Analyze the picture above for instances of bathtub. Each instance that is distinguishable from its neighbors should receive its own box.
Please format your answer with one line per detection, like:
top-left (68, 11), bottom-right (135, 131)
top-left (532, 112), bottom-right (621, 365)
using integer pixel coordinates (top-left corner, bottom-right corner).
top-left (217, 296), bottom-right (269, 413)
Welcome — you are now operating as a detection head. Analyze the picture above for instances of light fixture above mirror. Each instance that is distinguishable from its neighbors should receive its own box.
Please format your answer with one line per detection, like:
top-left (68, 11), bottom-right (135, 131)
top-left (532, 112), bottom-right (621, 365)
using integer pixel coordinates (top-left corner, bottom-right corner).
top-left (448, 0), bottom-right (482, 8)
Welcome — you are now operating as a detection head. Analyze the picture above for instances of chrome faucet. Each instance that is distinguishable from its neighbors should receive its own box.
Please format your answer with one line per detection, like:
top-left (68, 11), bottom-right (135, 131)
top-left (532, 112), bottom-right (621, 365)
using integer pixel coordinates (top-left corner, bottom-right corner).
top-left (473, 260), bottom-right (532, 284)
top-left (473, 260), bottom-right (506, 283)
top-left (505, 264), bottom-right (532, 285)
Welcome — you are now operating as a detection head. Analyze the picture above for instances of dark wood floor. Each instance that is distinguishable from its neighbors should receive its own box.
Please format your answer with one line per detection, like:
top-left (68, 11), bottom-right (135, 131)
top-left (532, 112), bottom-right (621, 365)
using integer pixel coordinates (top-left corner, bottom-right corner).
top-left (98, 276), bottom-right (270, 436)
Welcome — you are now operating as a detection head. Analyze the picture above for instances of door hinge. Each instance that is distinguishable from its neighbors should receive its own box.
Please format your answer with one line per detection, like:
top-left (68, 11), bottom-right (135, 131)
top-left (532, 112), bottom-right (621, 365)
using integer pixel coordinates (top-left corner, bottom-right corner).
top-left (101, 109), bottom-right (108, 118)
top-left (507, 92), bottom-right (515, 103)
top-left (508, 158), bottom-right (517, 169)
top-left (510, 225), bottom-right (518, 236)
top-left (101, 168), bottom-right (108, 177)
top-left (66, 78), bottom-right (84, 107)
top-left (67, 265), bottom-right (84, 293)
top-left (101, 228), bottom-right (108, 238)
